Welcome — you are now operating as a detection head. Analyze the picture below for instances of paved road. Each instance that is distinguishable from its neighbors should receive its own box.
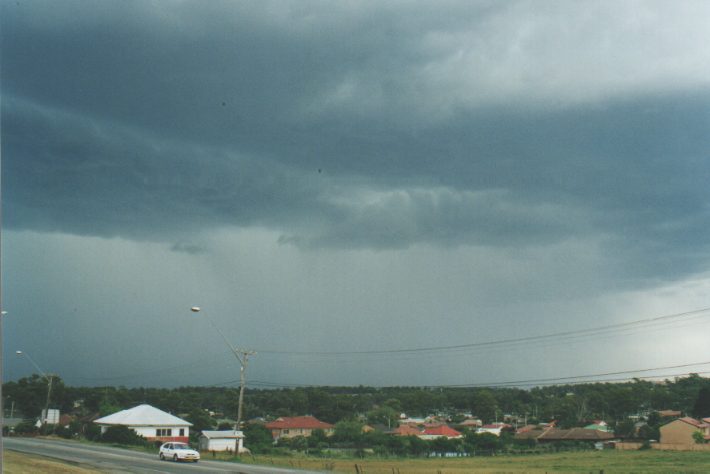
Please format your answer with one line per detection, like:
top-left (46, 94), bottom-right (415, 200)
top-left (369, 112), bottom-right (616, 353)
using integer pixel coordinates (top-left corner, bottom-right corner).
top-left (5, 437), bottom-right (322, 474)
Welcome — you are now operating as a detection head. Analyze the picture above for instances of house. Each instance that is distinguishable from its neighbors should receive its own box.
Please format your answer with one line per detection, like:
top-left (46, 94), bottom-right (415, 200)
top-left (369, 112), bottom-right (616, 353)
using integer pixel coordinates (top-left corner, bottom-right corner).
top-left (264, 416), bottom-right (334, 440)
top-left (659, 417), bottom-right (710, 445)
top-left (391, 424), bottom-right (423, 436)
top-left (94, 404), bottom-right (192, 443)
top-left (657, 409), bottom-right (682, 418)
top-left (537, 428), bottom-right (616, 443)
top-left (458, 418), bottom-right (483, 429)
top-left (477, 423), bottom-right (511, 437)
top-left (419, 425), bottom-right (462, 440)
top-left (584, 422), bottom-right (611, 432)
top-left (536, 428), bottom-right (616, 443)
top-left (199, 430), bottom-right (245, 453)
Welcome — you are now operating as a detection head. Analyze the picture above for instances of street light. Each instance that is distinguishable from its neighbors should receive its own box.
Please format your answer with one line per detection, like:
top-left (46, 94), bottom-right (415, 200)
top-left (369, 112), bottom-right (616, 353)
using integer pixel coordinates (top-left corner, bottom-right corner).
top-left (16, 350), bottom-right (54, 431)
top-left (190, 306), bottom-right (254, 430)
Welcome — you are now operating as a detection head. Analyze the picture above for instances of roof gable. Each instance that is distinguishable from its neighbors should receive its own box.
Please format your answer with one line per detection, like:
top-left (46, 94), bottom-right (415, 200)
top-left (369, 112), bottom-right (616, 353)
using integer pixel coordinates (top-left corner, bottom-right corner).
top-left (423, 425), bottom-right (461, 437)
top-left (539, 428), bottom-right (614, 441)
top-left (264, 416), bottom-right (334, 430)
top-left (392, 425), bottom-right (422, 436)
top-left (94, 404), bottom-right (192, 427)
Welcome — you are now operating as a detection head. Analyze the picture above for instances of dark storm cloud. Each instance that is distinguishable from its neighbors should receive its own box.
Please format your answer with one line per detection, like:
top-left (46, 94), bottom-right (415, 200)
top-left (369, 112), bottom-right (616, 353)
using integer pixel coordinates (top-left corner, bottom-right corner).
top-left (3, 0), bottom-right (710, 278)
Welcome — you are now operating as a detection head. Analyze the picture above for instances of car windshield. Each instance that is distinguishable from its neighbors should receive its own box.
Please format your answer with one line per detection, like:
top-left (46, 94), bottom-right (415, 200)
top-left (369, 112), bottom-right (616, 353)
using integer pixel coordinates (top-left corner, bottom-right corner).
top-left (173, 444), bottom-right (190, 450)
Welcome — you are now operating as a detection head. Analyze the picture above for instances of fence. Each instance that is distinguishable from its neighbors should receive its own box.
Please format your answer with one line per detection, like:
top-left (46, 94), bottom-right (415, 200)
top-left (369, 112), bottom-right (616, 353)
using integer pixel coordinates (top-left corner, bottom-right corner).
top-left (615, 442), bottom-right (710, 451)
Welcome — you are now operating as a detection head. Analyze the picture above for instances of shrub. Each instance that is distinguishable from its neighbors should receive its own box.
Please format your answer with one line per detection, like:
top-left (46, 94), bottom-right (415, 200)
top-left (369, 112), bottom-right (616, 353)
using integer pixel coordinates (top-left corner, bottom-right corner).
top-left (101, 425), bottom-right (147, 446)
top-left (14, 421), bottom-right (38, 435)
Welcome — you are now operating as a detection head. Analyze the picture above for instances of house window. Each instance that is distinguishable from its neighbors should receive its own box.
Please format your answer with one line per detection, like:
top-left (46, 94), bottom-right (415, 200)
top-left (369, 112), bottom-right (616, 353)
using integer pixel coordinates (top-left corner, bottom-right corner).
top-left (156, 428), bottom-right (173, 437)
top-left (283, 429), bottom-right (289, 434)
top-left (179, 428), bottom-right (184, 436)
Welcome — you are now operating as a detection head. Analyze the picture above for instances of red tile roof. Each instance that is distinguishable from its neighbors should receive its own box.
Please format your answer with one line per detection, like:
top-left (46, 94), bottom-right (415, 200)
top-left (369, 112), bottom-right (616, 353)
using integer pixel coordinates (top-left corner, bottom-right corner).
top-left (677, 417), bottom-right (704, 428)
top-left (423, 425), bottom-right (462, 437)
top-left (264, 416), bottom-right (334, 430)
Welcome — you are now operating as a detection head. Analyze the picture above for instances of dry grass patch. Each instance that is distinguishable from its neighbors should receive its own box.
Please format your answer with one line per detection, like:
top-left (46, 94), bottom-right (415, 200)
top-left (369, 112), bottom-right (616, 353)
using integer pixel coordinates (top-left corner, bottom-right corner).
top-left (4, 450), bottom-right (99, 474)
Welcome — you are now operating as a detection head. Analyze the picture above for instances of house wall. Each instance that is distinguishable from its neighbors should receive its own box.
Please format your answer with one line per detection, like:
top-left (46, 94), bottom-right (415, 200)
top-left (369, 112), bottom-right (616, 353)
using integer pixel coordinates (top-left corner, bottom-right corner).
top-left (200, 438), bottom-right (238, 452)
top-left (660, 420), bottom-right (698, 445)
top-left (272, 427), bottom-right (334, 440)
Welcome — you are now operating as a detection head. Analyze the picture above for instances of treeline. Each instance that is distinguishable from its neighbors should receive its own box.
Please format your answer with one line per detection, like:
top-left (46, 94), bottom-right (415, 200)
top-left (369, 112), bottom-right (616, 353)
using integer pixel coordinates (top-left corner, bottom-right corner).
top-left (5, 374), bottom-right (710, 434)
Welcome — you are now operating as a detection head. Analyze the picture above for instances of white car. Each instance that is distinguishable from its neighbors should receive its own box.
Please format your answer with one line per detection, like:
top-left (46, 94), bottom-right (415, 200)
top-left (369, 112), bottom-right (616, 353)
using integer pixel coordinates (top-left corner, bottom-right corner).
top-left (159, 442), bottom-right (200, 462)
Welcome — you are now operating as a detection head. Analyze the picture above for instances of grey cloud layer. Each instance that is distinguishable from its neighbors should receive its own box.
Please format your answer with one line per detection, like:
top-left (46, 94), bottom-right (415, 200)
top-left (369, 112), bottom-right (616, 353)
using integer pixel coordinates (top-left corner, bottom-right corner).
top-left (3, 0), bottom-right (710, 279)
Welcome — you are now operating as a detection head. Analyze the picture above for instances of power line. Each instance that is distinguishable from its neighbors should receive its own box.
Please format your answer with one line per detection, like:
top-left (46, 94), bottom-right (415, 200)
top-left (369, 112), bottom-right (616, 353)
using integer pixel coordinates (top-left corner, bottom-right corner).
top-left (56, 306), bottom-right (710, 385)
top-left (432, 360), bottom-right (710, 388)
top-left (234, 362), bottom-right (710, 390)
top-left (256, 306), bottom-right (710, 356)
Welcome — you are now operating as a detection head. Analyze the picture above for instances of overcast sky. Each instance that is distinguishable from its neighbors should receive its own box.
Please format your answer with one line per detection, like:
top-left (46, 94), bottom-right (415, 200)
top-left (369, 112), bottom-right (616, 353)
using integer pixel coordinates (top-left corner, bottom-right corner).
top-left (2, 0), bottom-right (710, 389)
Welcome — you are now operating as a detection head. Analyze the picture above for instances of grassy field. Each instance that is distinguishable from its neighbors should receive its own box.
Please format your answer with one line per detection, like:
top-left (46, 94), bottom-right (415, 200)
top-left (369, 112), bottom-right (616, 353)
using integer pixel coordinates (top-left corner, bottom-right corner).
top-left (4, 450), bottom-right (98, 474)
top-left (238, 450), bottom-right (710, 473)
top-left (6, 445), bottom-right (710, 473)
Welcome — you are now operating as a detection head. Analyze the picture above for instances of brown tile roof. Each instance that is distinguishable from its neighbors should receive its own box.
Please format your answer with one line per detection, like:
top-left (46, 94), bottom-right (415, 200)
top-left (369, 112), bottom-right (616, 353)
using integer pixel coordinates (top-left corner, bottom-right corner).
top-left (657, 410), bottom-right (682, 417)
top-left (516, 424), bottom-right (539, 434)
top-left (539, 428), bottom-right (615, 441)
top-left (264, 416), bottom-right (333, 430)
top-left (514, 429), bottom-right (546, 440)
top-left (459, 419), bottom-right (482, 426)
top-left (392, 424), bottom-right (422, 436)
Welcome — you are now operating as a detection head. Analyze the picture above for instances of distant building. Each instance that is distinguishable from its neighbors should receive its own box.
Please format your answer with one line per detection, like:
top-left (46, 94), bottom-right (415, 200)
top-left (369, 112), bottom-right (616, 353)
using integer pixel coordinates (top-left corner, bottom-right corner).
top-left (199, 430), bottom-right (245, 453)
top-left (391, 424), bottom-right (423, 436)
top-left (458, 418), bottom-right (483, 429)
top-left (659, 417), bottom-right (710, 446)
top-left (657, 410), bottom-right (682, 418)
top-left (419, 425), bottom-right (462, 440)
top-left (94, 404), bottom-right (192, 443)
top-left (584, 422), bottom-right (611, 432)
top-left (477, 423), bottom-right (511, 437)
top-left (264, 416), bottom-right (334, 440)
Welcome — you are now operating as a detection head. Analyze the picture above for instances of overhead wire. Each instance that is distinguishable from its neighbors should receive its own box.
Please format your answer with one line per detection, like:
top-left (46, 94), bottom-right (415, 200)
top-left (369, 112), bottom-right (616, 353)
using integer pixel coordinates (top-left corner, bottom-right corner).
top-left (235, 362), bottom-right (710, 389)
top-left (60, 306), bottom-right (710, 385)
top-left (255, 306), bottom-right (710, 356)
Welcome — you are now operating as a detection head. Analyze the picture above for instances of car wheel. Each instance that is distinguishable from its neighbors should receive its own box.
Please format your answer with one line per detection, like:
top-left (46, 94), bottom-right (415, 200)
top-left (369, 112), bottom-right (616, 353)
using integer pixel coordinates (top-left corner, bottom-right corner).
top-left (173, 454), bottom-right (178, 462)
top-left (159, 453), bottom-right (164, 460)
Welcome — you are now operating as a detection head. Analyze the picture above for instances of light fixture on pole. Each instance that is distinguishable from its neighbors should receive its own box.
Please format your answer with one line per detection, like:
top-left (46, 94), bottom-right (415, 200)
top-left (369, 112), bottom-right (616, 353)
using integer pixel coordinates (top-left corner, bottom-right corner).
top-left (190, 306), bottom-right (255, 430)
top-left (16, 350), bottom-right (54, 431)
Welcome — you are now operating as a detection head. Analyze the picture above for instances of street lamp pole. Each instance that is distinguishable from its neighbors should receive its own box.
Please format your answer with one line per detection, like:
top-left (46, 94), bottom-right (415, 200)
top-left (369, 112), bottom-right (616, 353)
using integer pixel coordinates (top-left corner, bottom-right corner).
top-left (190, 307), bottom-right (255, 430)
top-left (0, 311), bottom-right (7, 470)
top-left (16, 350), bottom-right (54, 431)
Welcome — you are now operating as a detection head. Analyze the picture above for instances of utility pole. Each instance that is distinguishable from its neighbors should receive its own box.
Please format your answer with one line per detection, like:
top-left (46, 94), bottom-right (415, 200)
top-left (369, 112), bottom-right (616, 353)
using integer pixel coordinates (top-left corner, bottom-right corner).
top-left (16, 350), bottom-right (54, 432)
top-left (190, 307), bottom-right (256, 431)
top-left (235, 349), bottom-right (255, 430)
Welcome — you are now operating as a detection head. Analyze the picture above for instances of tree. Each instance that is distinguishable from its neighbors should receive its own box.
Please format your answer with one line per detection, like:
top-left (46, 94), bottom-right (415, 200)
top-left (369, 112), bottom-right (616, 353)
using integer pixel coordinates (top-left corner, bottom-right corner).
top-left (185, 408), bottom-right (214, 433)
top-left (471, 390), bottom-right (498, 424)
top-left (366, 405), bottom-right (399, 428)
top-left (242, 423), bottom-right (274, 453)
top-left (692, 430), bottom-right (706, 444)
top-left (309, 428), bottom-right (329, 446)
top-left (692, 387), bottom-right (710, 418)
top-left (332, 420), bottom-right (363, 444)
